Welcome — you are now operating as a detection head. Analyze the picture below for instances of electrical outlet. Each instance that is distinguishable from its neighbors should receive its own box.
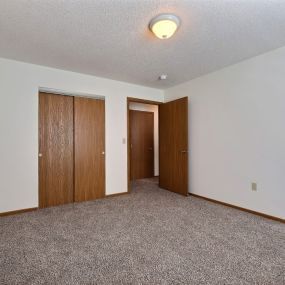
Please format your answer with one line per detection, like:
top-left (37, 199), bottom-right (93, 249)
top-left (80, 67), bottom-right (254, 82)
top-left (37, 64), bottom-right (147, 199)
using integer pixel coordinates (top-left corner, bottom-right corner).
top-left (251, 182), bottom-right (257, 191)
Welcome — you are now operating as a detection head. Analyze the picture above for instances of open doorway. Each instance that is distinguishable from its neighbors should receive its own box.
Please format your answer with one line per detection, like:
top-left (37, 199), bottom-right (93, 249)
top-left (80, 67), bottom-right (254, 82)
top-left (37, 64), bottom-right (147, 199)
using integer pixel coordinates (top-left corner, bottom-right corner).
top-left (127, 97), bottom-right (189, 196)
top-left (127, 98), bottom-right (160, 192)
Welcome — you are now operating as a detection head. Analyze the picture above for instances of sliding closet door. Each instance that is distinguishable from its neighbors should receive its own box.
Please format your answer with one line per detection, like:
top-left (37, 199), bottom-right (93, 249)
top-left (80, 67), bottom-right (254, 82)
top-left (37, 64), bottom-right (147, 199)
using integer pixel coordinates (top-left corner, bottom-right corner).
top-left (74, 97), bottom-right (105, 202)
top-left (39, 92), bottom-right (74, 208)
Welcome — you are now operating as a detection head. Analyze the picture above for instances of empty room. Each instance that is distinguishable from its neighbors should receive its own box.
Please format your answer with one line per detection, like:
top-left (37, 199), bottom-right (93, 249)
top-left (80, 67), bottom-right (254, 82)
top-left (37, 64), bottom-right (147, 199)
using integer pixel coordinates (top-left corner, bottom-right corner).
top-left (0, 1), bottom-right (284, 284)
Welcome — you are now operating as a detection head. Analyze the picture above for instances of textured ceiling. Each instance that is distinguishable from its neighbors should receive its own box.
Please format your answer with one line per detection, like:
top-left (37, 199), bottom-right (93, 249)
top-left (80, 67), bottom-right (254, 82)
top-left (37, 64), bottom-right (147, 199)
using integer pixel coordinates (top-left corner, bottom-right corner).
top-left (1, 1), bottom-right (285, 89)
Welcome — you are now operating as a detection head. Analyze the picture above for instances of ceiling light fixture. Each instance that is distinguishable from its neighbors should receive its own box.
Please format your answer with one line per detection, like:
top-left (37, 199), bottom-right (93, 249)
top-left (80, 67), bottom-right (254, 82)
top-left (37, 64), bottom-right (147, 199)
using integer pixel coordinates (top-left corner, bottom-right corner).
top-left (149, 14), bottom-right (180, 40)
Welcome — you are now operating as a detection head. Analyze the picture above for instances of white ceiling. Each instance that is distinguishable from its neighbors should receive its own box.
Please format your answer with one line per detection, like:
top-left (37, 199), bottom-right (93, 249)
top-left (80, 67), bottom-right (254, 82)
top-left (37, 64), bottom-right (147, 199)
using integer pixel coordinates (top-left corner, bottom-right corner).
top-left (1, 1), bottom-right (285, 89)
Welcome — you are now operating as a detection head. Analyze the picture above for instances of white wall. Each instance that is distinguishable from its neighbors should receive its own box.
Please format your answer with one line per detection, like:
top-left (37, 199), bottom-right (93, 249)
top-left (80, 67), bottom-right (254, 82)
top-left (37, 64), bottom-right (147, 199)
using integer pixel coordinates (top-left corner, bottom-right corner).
top-left (0, 58), bottom-right (163, 213)
top-left (129, 102), bottom-right (159, 176)
top-left (165, 46), bottom-right (285, 219)
top-left (2, 46), bottom-right (285, 219)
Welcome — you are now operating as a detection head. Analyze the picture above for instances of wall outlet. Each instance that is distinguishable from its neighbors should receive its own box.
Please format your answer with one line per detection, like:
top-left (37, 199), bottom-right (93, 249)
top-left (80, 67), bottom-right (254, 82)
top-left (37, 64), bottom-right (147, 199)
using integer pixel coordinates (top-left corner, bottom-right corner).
top-left (251, 182), bottom-right (257, 191)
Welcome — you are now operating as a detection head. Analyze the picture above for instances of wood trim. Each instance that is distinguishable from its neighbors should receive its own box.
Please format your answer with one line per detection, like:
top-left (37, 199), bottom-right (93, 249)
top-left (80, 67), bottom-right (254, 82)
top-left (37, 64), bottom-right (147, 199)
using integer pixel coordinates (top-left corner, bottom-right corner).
top-left (129, 110), bottom-right (154, 114)
top-left (105, 192), bottom-right (129, 198)
top-left (189, 193), bottom-right (284, 223)
top-left (127, 97), bottom-right (162, 105)
top-left (127, 97), bottom-right (161, 193)
top-left (1, 192), bottom-right (128, 217)
top-left (127, 99), bottom-right (131, 193)
top-left (0, 207), bottom-right (38, 217)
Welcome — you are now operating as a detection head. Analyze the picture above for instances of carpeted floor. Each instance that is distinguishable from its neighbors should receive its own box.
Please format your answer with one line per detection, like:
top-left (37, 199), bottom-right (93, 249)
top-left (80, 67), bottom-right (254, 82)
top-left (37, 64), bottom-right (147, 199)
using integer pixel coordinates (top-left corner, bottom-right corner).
top-left (0, 178), bottom-right (284, 284)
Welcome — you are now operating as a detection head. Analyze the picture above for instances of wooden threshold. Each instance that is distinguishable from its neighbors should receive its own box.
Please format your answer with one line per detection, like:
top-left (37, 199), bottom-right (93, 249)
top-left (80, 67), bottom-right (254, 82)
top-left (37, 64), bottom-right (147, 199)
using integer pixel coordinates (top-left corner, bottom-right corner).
top-left (0, 207), bottom-right (38, 217)
top-left (189, 193), bottom-right (284, 223)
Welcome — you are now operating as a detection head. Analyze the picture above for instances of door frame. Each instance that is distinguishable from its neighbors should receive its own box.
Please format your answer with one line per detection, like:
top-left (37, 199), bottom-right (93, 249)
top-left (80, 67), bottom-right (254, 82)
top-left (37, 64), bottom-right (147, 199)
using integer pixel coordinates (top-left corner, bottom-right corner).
top-left (127, 97), bottom-right (162, 193)
top-left (38, 90), bottom-right (106, 208)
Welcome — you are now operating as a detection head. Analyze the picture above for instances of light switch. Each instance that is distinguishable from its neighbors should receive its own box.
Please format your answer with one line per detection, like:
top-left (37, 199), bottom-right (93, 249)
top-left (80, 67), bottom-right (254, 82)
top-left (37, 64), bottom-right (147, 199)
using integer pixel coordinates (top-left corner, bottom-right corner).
top-left (251, 182), bottom-right (257, 191)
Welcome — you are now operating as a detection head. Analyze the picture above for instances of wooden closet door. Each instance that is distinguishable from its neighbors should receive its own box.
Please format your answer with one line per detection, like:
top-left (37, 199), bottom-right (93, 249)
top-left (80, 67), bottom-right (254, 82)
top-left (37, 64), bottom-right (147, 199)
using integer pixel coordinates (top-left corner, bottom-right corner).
top-left (159, 97), bottom-right (188, 196)
top-left (74, 97), bottom-right (105, 202)
top-left (39, 92), bottom-right (74, 208)
top-left (130, 110), bottom-right (154, 180)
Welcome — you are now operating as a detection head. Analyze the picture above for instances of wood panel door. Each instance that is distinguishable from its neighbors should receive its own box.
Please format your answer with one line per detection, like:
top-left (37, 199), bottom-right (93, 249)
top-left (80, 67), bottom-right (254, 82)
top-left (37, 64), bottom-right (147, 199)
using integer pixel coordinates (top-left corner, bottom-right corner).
top-left (130, 110), bottom-right (154, 180)
top-left (159, 97), bottom-right (188, 196)
top-left (39, 92), bottom-right (74, 208)
top-left (74, 97), bottom-right (105, 202)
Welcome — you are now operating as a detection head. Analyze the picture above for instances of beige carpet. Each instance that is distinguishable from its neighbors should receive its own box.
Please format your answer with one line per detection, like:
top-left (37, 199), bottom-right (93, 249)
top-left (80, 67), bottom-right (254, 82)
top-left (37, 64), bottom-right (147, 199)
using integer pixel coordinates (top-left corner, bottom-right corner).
top-left (0, 178), bottom-right (284, 284)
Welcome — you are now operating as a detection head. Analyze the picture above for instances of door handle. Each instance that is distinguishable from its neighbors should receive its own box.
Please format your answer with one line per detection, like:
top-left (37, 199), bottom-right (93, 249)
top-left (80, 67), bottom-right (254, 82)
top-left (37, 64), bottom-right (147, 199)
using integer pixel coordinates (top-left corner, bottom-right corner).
top-left (180, 150), bottom-right (188, 153)
top-left (38, 153), bottom-right (43, 157)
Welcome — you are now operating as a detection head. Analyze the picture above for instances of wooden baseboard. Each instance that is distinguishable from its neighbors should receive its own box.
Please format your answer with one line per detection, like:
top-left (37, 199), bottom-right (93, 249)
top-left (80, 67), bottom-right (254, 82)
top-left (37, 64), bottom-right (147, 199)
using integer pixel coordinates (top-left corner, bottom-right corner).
top-left (105, 192), bottom-right (129, 198)
top-left (1, 193), bottom-right (129, 216)
top-left (189, 193), bottom-right (284, 223)
top-left (0, 207), bottom-right (38, 217)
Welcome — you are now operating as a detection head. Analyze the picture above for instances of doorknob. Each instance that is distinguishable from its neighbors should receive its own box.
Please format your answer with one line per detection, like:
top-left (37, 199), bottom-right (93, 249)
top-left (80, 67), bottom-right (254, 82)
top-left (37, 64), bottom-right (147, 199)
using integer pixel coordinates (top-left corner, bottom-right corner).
top-left (180, 150), bottom-right (188, 153)
top-left (102, 151), bottom-right (105, 155)
top-left (38, 153), bottom-right (43, 157)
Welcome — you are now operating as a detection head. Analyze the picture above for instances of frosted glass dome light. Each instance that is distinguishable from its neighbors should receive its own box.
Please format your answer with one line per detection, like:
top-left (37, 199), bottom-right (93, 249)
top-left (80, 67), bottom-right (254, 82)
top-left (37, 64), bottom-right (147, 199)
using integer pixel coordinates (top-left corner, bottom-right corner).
top-left (149, 14), bottom-right (181, 39)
